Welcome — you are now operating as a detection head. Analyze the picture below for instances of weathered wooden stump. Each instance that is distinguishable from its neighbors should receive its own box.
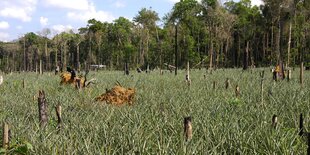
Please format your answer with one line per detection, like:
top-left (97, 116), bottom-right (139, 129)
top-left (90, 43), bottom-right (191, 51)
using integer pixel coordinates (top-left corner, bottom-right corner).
top-left (55, 104), bottom-right (62, 129)
top-left (38, 90), bottom-right (48, 128)
top-left (272, 114), bottom-right (277, 129)
top-left (260, 71), bottom-right (265, 104)
top-left (235, 85), bottom-right (240, 98)
top-left (184, 117), bottom-right (192, 141)
top-left (2, 122), bottom-right (9, 149)
top-left (225, 78), bottom-right (230, 89)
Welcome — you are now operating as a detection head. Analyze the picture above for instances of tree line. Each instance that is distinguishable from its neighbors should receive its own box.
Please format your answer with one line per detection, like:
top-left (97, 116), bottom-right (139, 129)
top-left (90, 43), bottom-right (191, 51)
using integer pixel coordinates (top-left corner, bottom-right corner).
top-left (0, 0), bottom-right (309, 73)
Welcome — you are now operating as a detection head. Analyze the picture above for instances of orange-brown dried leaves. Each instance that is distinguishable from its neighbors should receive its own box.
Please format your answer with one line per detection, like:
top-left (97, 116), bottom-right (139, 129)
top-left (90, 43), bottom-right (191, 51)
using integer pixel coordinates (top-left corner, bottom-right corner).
top-left (60, 72), bottom-right (86, 88)
top-left (96, 86), bottom-right (136, 105)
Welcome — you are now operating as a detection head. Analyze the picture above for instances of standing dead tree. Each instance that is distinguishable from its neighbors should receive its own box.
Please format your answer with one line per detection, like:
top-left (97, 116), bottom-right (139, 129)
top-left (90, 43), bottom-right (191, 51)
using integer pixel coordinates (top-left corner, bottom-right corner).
top-left (185, 61), bottom-right (191, 86)
top-left (260, 71), bottom-right (265, 104)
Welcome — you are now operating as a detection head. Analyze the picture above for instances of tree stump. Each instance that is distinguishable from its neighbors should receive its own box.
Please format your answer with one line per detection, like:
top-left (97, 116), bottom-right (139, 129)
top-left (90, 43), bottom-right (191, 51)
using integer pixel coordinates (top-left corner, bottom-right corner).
top-left (272, 114), bottom-right (277, 129)
top-left (38, 90), bottom-right (48, 128)
top-left (55, 104), bottom-right (62, 129)
top-left (184, 117), bottom-right (192, 141)
top-left (235, 85), bottom-right (240, 98)
top-left (2, 122), bottom-right (9, 149)
top-left (225, 78), bottom-right (230, 89)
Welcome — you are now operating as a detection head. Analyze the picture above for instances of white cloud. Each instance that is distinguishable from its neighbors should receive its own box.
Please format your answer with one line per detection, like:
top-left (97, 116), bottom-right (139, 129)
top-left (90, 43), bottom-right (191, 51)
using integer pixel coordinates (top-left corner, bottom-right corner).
top-left (16, 25), bottom-right (23, 30)
top-left (168, 0), bottom-right (179, 3)
top-left (0, 32), bottom-right (10, 42)
top-left (52, 24), bottom-right (73, 33)
top-left (168, 0), bottom-right (202, 3)
top-left (44, 0), bottom-right (90, 10)
top-left (0, 0), bottom-right (37, 22)
top-left (40, 16), bottom-right (48, 26)
top-left (251, 0), bottom-right (264, 6)
top-left (67, 2), bottom-right (115, 23)
top-left (0, 21), bottom-right (9, 29)
top-left (114, 1), bottom-right (126, 8)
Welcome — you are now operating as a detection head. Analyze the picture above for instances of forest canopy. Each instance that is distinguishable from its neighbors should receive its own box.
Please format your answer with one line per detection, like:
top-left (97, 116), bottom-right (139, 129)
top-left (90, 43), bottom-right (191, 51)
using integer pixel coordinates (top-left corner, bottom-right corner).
top-left (0, 0), bottom-right (309, 72)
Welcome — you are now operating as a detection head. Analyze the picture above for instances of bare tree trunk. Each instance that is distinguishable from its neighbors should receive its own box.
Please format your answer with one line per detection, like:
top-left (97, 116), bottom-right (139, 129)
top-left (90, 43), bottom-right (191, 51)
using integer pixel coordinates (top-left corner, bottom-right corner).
top-left (225, 38), bottom-right (229, 67)
top-left (287, 22), bottom-right (292, 68)
top-left (238, 34), bottom-right (241, 67)
top-left (39, 59), bottom-right (42, 74)
top-left (263, 33), bottom-right (266, 59)
top-left (23, 37), bottom-right (26, 71)
top-left (38, 90), bottom-right (48, 128)
top-left (276, 15), bottom-right (281, 63)
top-left (175, 24), bottom-right (178, 75)
top-left (209, 42), bottom-right (213, 70)
top-left (55, 49), bottom-right (58, 70)
top-left (243, 41), bottom-right (249, 70)
top-left (271, 23), bottom-right (274, 64)
top-left (45, 40), bottom-right (48, 71)
top-left (63, 41), bottom-right (67, 71)
top-left (77, 44), bottom-right (80, 72)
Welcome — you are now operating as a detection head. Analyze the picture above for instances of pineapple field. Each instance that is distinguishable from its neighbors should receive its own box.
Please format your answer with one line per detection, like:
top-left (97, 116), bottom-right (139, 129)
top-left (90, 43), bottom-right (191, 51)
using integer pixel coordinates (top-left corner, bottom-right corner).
top-left (0, 68), bottom-right (309, 154)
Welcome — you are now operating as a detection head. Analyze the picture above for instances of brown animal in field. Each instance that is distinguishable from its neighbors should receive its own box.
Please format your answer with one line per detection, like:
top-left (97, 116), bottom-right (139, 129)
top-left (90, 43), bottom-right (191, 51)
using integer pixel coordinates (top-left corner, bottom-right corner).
top-left (95, 85), bottom-right (136, 105)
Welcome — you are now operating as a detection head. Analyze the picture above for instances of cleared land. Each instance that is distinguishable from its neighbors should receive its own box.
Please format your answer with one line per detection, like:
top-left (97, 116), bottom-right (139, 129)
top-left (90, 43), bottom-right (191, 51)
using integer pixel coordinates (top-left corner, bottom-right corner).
top-left (0, 68), bottom-right (309, 154)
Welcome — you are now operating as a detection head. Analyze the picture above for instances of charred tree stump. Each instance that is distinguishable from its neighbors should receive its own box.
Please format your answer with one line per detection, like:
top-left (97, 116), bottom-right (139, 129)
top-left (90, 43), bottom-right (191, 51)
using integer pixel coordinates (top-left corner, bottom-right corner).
top-left (2, 122), bottom-right (9, 149)
top-left (186, 61), bottom-right (191, 86)
top-left (22, 79), bottom-right (25, 89)
top-left (55, 104), bottom-right (62, 129)
top-left (39, 59), bottom-right (43, 75)
top-left (124, 63), bottom-right (129, 75)
top-left (272, 114), bottom-right (277, 129)
top-left (184, 117), bottom-right (192, 141)
top-left (235, 85), bottom-right (240, 98)
top-left (225, 78), bottom-right (230, 89)
top-left (260, 71), bottom-right (265, 104)
top-left (38, 90), bottom-right (48, 128)
top-left (287, 69), bottom-right (291, 81)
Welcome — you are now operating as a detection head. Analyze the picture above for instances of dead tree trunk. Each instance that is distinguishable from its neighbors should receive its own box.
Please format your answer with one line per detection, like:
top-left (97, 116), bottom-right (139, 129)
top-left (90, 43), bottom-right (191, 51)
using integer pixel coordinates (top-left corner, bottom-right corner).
top-left (38, 90), bottom-right (48, 128)
top-left (175, 24), bottom-right (178, 76)
top-left (55, 104), bottom-right (62, 129)
top-left (243, 41), bottom-right (249, 70)
top-left (287, 22), bottom-right (292, 68)
top-left (184, 117), bottom-right (192, 141)
top-left (2, 122), bottom-right (9, 149)
top-left (260, 71), bottom-right (265, 104)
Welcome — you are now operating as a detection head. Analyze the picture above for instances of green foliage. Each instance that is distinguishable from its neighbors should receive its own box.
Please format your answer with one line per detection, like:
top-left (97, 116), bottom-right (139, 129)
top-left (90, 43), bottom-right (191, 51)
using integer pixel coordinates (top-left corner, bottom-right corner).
top-left (0, 141), bottom-right (34, 155)
top-left (0, 69), bottom-right (309, 153)
top-left (227, 97), bottom-right (243, 106)
top-left (1, 0), bottom-right (309, 72)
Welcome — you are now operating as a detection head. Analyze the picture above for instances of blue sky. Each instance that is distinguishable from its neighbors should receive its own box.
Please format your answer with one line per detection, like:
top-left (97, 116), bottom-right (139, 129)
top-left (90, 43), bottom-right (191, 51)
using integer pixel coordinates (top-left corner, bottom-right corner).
top-left (0, 0), bottom-right (263, 42)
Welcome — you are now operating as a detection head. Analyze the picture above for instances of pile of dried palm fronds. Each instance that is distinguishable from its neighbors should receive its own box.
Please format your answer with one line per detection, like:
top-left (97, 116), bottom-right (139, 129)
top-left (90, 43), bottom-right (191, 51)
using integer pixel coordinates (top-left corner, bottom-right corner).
top-left (95, 82), bottom-right (136, 105)
top-left (60, 67), bottom-right (95, 89)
